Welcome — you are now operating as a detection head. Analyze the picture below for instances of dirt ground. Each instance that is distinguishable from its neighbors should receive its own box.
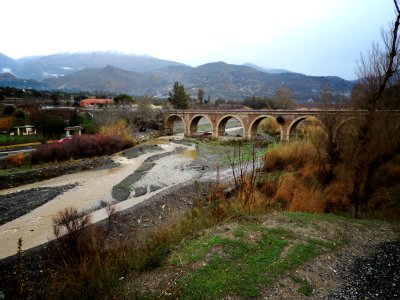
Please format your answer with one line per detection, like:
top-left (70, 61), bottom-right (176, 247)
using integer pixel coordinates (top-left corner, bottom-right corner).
top-left (0, 142), bottom-right (399, 299)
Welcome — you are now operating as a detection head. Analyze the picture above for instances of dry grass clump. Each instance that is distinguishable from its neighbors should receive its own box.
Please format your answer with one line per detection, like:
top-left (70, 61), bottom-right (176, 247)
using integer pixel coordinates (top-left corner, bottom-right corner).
top-left (259, 139), bottom-right (400, 217)
top-left (260, 141), bottom-right (343, 213)
top-left (259, 118), bottom-right (280, 136)
top-left (263, 141), bottom-right (316, 172)
top-left (99, 119), bottom-right (134, 144)
top-left (6, 153), bottom-right (25, 167)
top-left (287, 186), bottom-right (326, 213)
top-left (0, 116), bottom-right (14, 131)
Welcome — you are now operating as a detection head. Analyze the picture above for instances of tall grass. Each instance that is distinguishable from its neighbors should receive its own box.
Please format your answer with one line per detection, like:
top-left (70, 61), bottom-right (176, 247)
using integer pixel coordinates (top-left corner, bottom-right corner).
top-left (263, 140), bottom-right (315, 172)
top-left (259, 139), bottom-right (400, 217)
top-left (261, 141), bottom-right (341, 213)
top-left (98, 119), bottom-right (134, 144)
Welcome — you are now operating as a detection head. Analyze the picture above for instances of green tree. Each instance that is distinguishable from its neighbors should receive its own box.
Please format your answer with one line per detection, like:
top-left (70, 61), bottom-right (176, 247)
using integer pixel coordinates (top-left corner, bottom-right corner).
top-left (3, 105), bottom-right (15, 116)
top-left (168, 81), bottom-right (189, 109)
top-left (114, 94), bottom-right (134, 105)
top-left (12, 109), bottom-right (27, 127)
top-left (69, 110), bottom-right (80, 126)
top-left (41, 115), bottom-right (67, 137)
top-left (51, 94), bottom-right (59, 106)
top-left (197, 88), bottom-right (204, 104)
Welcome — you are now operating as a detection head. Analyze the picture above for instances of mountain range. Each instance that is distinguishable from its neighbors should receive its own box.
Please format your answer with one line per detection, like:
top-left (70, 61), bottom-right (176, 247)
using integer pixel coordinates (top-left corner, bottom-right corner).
top-left (0, 52), bottom-right (354, 101)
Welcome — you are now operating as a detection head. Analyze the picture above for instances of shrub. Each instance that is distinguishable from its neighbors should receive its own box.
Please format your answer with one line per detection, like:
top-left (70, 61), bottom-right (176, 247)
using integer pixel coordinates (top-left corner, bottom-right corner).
top-left (50, 206), bottom-right (120, 298)
top-left (30, 134), bottom-right (134, 163)
top-left (6, 153), bottom-right (25, 167)
top-left (0, 116), bottom-right (14, 131)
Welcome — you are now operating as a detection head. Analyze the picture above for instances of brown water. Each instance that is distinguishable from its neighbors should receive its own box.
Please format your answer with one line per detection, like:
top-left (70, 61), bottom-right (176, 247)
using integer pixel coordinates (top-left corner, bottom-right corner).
top-left (0, 142), bottom-right (199, 259)
top-left (0, 151), bottom-right (158, 259)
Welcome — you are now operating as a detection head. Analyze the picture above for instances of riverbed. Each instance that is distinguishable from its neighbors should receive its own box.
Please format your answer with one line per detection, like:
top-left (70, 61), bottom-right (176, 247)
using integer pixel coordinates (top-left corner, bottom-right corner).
top-left (0, 141), bottom-right (203, 259)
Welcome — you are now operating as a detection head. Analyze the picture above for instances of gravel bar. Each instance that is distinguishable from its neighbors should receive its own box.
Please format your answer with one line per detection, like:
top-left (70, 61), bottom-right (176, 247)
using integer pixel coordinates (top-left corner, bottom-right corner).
top-left (329, 239), bottom-right (400, 300)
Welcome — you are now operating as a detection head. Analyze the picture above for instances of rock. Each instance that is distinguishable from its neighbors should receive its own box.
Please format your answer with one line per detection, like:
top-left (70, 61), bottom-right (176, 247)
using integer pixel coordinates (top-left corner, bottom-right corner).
top-left (134, 187), bottom-right (147, 197)
top-left (150, 185), bottom-right (162, 192)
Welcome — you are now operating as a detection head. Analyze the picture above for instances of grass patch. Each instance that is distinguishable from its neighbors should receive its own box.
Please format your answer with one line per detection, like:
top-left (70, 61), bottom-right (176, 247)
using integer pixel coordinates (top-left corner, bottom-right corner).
top-left (178, 234), bottom-right (287, 299)
top-left (169, 235), bottom-right (227, 265)
top-left (282, 211), bottom-right (349, 226)
top-left (0, 134), bottom-right (43, 146)
top-left (175, 223), bottom-right (332, 299)
top-left (194, 139), bottom-right (269, 167)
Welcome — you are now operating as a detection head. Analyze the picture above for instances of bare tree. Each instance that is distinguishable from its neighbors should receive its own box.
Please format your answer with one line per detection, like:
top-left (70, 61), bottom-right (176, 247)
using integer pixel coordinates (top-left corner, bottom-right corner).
top-left (225, 142), bottom-right (261, 210)
top-left (310, 84), bottom-right (348, 183)
top-left (273, 86), bottom-right (296, 110)
top-left (341, 0), bottom-right (400, 218)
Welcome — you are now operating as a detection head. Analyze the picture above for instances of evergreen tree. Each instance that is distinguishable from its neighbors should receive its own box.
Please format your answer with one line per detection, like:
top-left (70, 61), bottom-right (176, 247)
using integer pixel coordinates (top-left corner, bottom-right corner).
top-left (168, 81), bottom-right (189, 109)
top-left (69, 109), bottom-right (80, 126)
top-left (197, 88), bottom-right (204, 104)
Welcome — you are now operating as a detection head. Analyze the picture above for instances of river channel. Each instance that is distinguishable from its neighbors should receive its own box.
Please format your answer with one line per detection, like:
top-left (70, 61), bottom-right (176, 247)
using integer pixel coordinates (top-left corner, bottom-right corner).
top-left (0, 141), bottom-right (203, 259)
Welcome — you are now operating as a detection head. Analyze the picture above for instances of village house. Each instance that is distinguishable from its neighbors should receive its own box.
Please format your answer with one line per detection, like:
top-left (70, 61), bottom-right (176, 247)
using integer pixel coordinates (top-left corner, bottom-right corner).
top-left (79, 98), bottom-right (114, 108)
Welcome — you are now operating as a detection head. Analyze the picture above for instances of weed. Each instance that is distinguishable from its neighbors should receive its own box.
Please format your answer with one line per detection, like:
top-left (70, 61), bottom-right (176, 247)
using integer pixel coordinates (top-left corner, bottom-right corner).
top-left (233, 225), bottom-right (246, 237)
top-left (292, 275), bottom-right (313, 296)
top-left (13, 238), bottom-right (27, 299)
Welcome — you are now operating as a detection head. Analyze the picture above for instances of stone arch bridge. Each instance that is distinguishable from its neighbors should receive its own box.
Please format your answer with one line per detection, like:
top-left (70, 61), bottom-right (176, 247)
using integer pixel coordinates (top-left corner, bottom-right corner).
top-left (163, 109), bottom-right (364, 141)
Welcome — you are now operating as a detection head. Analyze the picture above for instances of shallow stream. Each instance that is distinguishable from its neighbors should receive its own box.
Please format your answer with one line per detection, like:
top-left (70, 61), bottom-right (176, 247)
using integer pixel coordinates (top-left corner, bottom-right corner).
top-left (0, 142), bottom-right (199, 259)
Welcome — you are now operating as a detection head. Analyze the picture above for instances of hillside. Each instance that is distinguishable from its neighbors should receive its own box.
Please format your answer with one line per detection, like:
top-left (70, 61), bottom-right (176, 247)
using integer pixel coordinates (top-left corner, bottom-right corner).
top-left (0, 53), bottom-right (17, 73)
top-left (0, 73), bottom-right (49, 90)
top-left (0, 52), bottom-right (354, 101)
top-left (44, 65), bottom-right (166, 95)
top-left (148, 62), bottom-right (353, 100)
top-left (0, 52), bottom-right (188, 80)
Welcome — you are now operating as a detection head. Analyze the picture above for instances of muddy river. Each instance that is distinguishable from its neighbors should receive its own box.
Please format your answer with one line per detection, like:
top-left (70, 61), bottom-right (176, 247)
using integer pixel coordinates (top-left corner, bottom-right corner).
top-left (0, 141), bottom-right (202, 259)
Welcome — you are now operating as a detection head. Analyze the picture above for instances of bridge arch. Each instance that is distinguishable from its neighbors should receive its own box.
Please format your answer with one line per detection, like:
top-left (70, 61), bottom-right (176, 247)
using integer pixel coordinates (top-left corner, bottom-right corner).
top-left (334, 117), bottom-right (358, 136)
top-left (188, 114), bottom-right (213, 137)
top-left (164, 114), bottom-right (186, 136)
top-left (216, 115), bottom-right (245, 138)
top-left (249, 115), bottom-right (280, 140)
top-left (287, 115), bottom-right (325, 140)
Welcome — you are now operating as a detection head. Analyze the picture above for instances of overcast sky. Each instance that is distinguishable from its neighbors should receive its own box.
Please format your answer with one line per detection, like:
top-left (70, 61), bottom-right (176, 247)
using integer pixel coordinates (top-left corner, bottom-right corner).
top-left (0, 0), bottom-right (395, 79)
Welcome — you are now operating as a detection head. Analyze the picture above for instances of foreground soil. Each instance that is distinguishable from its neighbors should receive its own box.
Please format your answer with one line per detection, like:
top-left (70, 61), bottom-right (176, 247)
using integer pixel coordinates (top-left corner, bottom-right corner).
top-left (0, 180), bottom-right (399, 299)
top-left (0, 141), bottom-right (399, 299)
